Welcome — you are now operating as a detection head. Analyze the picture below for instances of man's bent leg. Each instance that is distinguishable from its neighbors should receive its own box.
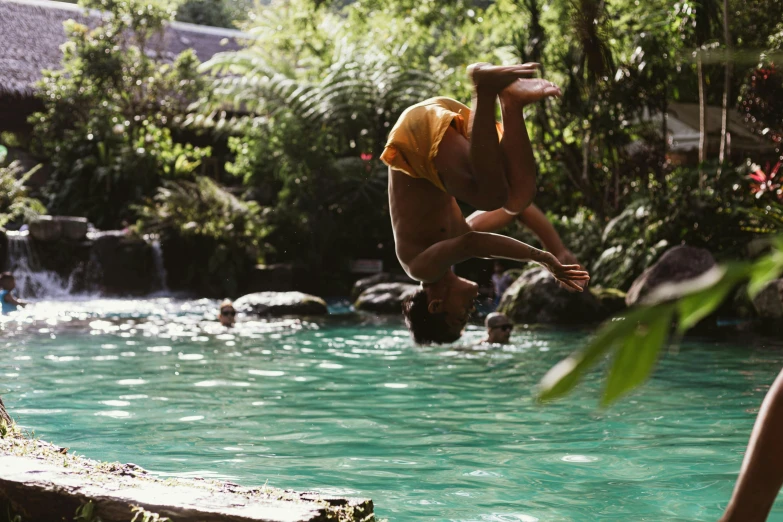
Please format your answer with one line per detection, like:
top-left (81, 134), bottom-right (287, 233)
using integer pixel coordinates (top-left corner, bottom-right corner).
top-left (498, 91), bottom-right (537, 213)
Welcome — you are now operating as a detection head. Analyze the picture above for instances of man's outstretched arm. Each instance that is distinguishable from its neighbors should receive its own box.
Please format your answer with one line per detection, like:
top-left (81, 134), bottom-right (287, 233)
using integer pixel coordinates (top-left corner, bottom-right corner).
top-left (467, 204), bottom-right (567, 255)
top-left (407, 231), bottom-right (589, 291)
top-left (720, 368), bottom-right (783, 522)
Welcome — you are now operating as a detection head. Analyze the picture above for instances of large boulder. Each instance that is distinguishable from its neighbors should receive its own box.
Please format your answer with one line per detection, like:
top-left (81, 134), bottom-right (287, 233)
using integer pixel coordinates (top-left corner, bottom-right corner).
top-left (498, 268), bottom-right (615, 324)
top-left (625, 245), bottom-right (716, 306)
top-left (351, 273), bottom-right (416, 300)
top-left (354, 282), bottom-right (419, 314)
top-left (235, 291), bottom-right (328, 317)
top-left (752, 279), bottom-right (783, 319)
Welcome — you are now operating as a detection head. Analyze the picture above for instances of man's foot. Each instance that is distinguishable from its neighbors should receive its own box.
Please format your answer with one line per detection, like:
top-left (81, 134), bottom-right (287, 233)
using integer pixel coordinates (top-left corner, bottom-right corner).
top-left (467, 63), bottom-right (540, 94)
top-left (500, 78), bottom-right (562, 105)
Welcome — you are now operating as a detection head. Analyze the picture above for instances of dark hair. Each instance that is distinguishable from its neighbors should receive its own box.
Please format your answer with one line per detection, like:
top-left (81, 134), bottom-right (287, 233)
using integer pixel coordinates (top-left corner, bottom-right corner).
top-left (402, 288), bottom-right (462, 344)
top-left (0, 272), bottom-right (13, 282)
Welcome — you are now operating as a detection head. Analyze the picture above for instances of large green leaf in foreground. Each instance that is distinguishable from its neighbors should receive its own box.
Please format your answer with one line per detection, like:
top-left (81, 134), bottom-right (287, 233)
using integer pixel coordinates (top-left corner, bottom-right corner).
top-left (537, 238), bottom-right (783, 406)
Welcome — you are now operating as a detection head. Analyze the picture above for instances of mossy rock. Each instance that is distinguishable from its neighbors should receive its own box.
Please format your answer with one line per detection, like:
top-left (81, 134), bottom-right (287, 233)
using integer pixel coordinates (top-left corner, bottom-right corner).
top-left (589, 287), bottom-right (627, 317)
top-left (498, 268), bottom-right (612, 325)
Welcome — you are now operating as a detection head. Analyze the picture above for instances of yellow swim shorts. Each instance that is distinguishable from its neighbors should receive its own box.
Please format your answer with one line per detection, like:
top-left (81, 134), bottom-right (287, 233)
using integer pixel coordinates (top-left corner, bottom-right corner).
top-left (381, 97), bottom-right (503, 192)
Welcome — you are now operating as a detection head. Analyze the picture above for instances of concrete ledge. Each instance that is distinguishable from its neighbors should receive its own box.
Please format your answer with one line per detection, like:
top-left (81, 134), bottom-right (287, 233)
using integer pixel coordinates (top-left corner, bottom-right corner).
top-left (0, 431), bottom-right (374, 522)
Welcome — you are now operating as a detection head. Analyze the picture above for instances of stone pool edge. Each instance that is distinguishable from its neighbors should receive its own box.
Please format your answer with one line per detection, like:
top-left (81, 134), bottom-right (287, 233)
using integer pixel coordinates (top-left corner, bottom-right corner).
top-left (0, 403), bottom-right (375, 522)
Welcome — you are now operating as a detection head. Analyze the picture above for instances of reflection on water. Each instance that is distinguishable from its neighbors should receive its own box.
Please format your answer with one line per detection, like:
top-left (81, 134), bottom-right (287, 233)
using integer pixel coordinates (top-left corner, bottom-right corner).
top-left (2, 299), bottom-right (783, 521)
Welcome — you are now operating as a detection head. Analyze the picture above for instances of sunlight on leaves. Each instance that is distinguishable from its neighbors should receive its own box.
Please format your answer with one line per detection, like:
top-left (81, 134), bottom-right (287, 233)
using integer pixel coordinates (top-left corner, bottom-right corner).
top-left (602, 304), bottom-right (674, 405)
top-left (677, 264), bottom-right (751, 333)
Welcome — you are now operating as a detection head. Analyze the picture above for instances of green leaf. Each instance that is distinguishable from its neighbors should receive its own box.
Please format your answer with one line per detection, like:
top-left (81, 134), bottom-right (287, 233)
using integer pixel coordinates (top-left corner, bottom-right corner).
top-left (601, 304), bottom-right (674, 406)
top-left (537, 305), bottom-right (667, 403)
top-left (748, 248), bottom-right (783, 298)
top-left (677, 263), bottom-right (752, 332)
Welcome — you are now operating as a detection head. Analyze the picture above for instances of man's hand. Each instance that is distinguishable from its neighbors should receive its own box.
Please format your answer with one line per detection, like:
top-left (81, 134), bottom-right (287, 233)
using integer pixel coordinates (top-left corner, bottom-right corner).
top-left (541, 252), bottom-right (590, 292)
top-left (553, 249), bottom-right (588, 292)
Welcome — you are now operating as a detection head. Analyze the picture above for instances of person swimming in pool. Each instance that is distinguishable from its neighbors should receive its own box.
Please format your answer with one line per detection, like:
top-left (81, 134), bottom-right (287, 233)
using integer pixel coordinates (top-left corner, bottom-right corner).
top-left (383, 63), bottom-right (589, 344)
top-left (0, 272), bottom-right (27, 315)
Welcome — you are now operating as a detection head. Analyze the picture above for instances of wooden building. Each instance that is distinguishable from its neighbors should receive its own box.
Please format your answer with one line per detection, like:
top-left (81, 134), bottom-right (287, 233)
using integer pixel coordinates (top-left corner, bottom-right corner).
top-left (0, 0), bottom-right (244, 136)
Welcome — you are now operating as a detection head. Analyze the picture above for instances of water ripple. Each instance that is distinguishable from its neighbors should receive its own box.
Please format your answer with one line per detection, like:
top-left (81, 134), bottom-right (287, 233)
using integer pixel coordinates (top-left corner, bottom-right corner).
top-left (3, 298), bottom-right (783, 522)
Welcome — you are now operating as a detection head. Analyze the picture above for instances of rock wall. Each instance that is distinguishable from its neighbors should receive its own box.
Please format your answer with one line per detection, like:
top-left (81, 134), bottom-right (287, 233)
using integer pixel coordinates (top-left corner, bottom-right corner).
top-left (0, 229), bottom-right (6, 271)
top-left (90, 233), bottom-right (157, 295)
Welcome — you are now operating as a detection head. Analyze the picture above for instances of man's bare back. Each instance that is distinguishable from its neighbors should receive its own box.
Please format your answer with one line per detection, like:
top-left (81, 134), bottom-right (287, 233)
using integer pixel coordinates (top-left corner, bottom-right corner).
top-left (389, 169), bottom-right (470, 283)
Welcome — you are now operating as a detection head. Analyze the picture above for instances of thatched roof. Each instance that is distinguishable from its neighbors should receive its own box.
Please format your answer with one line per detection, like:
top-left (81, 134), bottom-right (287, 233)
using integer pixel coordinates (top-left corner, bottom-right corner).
top-left (0, 0), bottom-right (245, 98)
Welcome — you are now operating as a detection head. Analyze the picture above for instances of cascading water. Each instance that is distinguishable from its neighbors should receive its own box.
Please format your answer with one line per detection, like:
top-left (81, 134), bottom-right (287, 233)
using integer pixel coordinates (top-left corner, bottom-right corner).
top-left (149, 236), bottom-right (169, 293)
top-left (5, 231), bottom-right (75, 298)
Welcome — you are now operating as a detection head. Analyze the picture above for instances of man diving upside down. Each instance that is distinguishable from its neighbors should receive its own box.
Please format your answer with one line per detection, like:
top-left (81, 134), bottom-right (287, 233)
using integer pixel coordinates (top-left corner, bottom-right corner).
top-left (382, 63), bottom-right (590, 344)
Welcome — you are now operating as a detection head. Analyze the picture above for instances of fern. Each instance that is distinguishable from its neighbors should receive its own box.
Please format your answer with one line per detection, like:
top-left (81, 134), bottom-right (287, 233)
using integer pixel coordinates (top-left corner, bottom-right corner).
top-left (0, 162), bottom-right (47, 228)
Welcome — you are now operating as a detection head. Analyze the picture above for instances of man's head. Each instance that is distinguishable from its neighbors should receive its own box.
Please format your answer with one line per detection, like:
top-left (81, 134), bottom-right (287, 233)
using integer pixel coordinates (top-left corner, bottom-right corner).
top-left (402, 272), bottom-right (478, 344)
top-left (485, 312), bottom-right (513, 344)
top-left (0, 272), bottom-right (15, 291)
top-left (493, 261), bottom-right (505, 274)
top-left (218, 299), bottom-right (236, 327)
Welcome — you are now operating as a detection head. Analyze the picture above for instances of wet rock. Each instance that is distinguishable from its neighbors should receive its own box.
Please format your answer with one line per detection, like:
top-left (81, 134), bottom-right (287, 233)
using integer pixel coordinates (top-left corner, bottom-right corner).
top-left (58, 216), bottom-right (89, 241)
top-left (27, 216), bottom-right (88, 242)
top-left (28, 216), bottom-right (62, 241)
top-left (498, 268), bottom-right (609, 324)
top-left (354, 282), bottom-right (419, 314)
top-left (234, 291), bottom-right (328, 317)
top-left (0, 229), bottom-right (7, 271)
top-left (30, 237), bottom-right (92, 287)
top-left (351, 273), bottom-right (416, 300)
top-left (752, 278), bottom-right (783, 319)
top-left (625, 245), bottom-right (716, 306)
top-left (90, 232), bottom-right (157, 296)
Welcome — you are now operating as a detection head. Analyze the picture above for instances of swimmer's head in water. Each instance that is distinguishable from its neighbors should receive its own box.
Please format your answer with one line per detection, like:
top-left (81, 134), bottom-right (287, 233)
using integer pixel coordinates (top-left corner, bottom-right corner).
top-left (402, 272), bottom-right (478, 344)
top-left (0, 272), bottom-right (15, 291)
top-left (218, 298), bottom-right (236, 327)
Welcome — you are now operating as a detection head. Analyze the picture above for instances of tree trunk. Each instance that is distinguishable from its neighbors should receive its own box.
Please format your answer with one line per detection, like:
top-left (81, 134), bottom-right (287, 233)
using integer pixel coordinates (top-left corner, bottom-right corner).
top-left (698, 50), bottom-right (708, 187)
top-left (0, 396), bottom-right (12, 426)
top-left (718, 0), bottom-right (732, 170)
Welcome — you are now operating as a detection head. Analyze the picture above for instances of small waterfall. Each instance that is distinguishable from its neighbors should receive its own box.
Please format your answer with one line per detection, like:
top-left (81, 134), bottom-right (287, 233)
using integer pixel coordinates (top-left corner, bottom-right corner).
top-left (148, 236), bottom-right (169, 293)
top-left (5, 231), bottom-right (74, 299)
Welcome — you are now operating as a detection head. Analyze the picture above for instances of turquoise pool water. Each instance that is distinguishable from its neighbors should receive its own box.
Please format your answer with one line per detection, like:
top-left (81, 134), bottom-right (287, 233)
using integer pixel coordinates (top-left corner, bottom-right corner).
top-left (2, 299), bottom-right (782, 521)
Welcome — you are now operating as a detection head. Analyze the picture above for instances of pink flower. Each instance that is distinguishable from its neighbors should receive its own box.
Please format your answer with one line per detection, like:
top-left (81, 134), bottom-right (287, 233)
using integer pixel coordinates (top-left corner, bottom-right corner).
top-left (749, 161), bottom-right (782, 199)
top-left (360, 153), bottom-right (373, 161)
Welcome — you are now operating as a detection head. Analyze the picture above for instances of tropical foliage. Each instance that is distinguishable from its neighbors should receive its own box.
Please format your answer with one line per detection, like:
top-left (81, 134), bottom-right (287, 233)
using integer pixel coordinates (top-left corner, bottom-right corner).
top-left (0, 162), bottom-right (47, 229)
top-left (538, 236), bottom-right (783, 406)
top-left (134, 176), bottom-right (268, 296)
top-left (31, 0), bottom-right (210, 229)
top-left (20, 0), bottom-right (783, 297)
